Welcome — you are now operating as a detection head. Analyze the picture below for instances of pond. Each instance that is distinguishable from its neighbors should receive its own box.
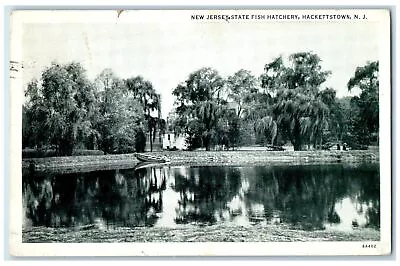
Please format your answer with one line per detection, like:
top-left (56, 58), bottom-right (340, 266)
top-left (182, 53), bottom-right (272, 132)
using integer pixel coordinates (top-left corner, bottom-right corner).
top-left (22, 163), bottom-right (380, 232)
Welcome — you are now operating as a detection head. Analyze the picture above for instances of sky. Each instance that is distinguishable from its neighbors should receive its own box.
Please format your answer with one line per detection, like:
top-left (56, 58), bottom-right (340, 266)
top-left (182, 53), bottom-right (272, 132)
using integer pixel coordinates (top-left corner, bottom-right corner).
top-left (20, 11), bottom-right (381, 118)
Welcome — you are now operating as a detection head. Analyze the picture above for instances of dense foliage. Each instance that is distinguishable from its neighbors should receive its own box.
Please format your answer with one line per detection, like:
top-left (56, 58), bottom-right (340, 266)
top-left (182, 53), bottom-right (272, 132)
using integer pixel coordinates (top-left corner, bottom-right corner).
top-left (23, 63), bottom-right (97, 156)
top-left (172, 68), bottom-right (240, 150)
top-left (23, 63), bottom-right (161, 155)
top-left (171, 53), bottom-right (379, 151)
top-left (23, 55), bottom-right (379, 155)
top-left (347, 61), bottom-right (379, 145)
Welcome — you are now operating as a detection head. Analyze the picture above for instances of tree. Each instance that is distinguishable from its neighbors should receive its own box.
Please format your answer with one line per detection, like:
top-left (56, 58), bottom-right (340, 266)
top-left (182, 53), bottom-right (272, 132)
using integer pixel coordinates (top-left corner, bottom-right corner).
top-left (227, 69), bottom-right (260, 117)
top-left (331, 96), bottom-right (368, 149)
top-left (24, 62), bottom-right (96, 156)
top-left (126, 76), bottom-right (161, 152)
top-left (255, 116), bottom-right (278, 146)
top-left (213, 108), bottom-right (241, 150)
top-left (23, 80), bottom-right (47, 149)
top-left (238, 88), bottom-right (274, 146)
top-left (173, 68), bottom-right (226, 150)
top-left (225, 69), bottom-right (264, 147)
top-left (225, 110), bottom-right (241, 150)
top-left (334, 96), bottom-right (353, 143)
top-left (94, 69), bottom-right (145, 154)
top-left (347, 61), bottom-right (379, 145)
top-left (261, 52), bottom-right (332, 150)
top-left (299, 88), bottom-right (336, 149)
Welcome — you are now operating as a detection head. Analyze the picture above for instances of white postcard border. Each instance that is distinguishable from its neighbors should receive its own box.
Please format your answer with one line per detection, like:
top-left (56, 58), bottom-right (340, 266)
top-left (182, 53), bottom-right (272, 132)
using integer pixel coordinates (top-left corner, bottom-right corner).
top-left (8, 9), bottom-right (392, 257)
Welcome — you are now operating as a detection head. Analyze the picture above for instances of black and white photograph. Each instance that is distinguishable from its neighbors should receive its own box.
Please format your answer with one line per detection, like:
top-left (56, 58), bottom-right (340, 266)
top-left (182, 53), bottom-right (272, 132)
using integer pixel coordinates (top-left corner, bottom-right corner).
top-left (8, 9), bottom-right (391, 256)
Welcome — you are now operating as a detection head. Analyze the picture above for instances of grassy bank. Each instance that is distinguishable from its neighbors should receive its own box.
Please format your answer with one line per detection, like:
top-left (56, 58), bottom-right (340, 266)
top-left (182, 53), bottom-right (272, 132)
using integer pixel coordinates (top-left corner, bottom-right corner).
top-left (23, 149), bottom-right (379, 173)
top-left (23, 224), bottom-right (379, 243)
top-left (23, 153), bottom-right (140, 173)
top-left (155, 150), bottom-right (379, 166)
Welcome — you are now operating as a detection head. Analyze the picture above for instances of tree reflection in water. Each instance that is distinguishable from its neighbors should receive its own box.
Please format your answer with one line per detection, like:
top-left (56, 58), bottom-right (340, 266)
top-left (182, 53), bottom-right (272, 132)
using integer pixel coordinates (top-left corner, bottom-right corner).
top-left (23, 167), bottom-right (167, 229)
top-left (22, 163), bottom-right (379, 231)
top-left (173, 167), bottom-right (241, 225)
top-left (171, 164), bottom-right (379, 230)
top-left (245, 165), bottom-right (380, 230)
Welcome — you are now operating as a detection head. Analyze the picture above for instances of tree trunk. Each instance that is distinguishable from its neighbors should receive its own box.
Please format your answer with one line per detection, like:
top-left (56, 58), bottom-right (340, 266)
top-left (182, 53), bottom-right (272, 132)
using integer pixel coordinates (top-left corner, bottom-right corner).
top-left (293, 141), bottom-right (302, 151)
top-left (203, 133), bottom-right (211, 151)
top-left (292, 119), bottom-right (302, 151)
top-left (58, 126), bottom-right (74, 156)
top-left (149, 129), bottom-right (153, 152)
top-left (148, 111), bottom-right (153, 152)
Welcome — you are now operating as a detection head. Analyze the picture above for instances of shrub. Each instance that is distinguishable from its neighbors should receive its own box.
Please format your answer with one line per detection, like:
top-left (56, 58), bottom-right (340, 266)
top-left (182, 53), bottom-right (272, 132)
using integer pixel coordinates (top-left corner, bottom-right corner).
top-left (22, 148), bottom-right (104, 158)
top-left (72, 149), bottom-right (105, 156)
top-left (22, 149), bottom-right (58, 158)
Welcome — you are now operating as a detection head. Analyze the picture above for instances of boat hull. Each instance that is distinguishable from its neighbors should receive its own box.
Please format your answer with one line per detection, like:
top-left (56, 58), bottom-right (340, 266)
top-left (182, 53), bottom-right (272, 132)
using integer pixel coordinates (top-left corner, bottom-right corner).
top-left (135, 154), bottom-right (167, 163)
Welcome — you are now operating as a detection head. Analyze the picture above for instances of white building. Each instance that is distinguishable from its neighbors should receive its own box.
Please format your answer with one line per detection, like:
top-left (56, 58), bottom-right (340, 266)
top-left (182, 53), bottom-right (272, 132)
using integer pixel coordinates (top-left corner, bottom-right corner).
top-left (162, 132), bottom-right (187, 150)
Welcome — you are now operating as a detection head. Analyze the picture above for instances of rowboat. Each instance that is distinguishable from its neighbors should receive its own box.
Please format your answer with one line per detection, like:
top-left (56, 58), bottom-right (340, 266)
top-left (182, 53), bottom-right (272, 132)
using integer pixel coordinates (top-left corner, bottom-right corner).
top-left (134, 161), bottom-right (169, 170)
top-left (135, 153), bottom-right (169, 163)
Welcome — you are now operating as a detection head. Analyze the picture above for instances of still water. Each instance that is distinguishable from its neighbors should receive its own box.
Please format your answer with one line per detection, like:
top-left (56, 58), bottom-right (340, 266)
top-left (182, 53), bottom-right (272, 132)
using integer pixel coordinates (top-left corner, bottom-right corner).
top-left (23, 164), bottom-right (379, 232)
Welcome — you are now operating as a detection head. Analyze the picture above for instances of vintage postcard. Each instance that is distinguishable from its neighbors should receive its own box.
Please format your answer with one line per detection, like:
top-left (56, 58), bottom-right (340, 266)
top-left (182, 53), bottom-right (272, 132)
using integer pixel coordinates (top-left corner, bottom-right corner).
top-left (9, 9), bottom-right (391, 256)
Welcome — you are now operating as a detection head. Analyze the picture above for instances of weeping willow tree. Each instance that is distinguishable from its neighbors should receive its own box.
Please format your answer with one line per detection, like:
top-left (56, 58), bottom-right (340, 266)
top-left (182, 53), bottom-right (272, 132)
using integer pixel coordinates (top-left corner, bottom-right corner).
top-left (300, 88), bottom-right (336, 149)
top-left (196, 100), bottom-right (221, 150)
top-left (261, 52), bottom-right (332, 150)
top-left (255, 116), bottom-right (278, 146)
top-left (172, 68), bottom-right (227, 150)
top-left (24, 62), bottom-right (97, 155)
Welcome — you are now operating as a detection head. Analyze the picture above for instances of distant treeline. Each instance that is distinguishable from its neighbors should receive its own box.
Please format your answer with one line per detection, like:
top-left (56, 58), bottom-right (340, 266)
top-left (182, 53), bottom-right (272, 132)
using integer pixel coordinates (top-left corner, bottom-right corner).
top-left (23, 52), bottom-right (379, 156)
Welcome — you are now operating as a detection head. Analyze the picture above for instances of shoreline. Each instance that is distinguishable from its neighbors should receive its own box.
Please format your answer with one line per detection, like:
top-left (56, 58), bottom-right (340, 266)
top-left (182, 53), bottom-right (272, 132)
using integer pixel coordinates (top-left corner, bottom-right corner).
top-left (23, 224), bottom-right (380, 243)
top-left (23, 149), bottom-right (379, 173)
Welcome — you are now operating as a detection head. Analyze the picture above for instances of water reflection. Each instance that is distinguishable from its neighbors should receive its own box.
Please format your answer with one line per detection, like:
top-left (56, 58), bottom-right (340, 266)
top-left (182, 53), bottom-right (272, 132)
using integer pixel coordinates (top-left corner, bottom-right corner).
top-left (23, 164), bottom-right (379, 231)
top-left (23, 167), bottom-right (167, 228)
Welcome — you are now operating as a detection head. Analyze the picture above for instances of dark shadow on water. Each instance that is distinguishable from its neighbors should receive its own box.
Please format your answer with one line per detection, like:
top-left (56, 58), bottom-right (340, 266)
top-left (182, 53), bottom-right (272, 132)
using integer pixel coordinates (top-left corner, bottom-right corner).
top-left (22, 163), bottom-right (380, 232)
